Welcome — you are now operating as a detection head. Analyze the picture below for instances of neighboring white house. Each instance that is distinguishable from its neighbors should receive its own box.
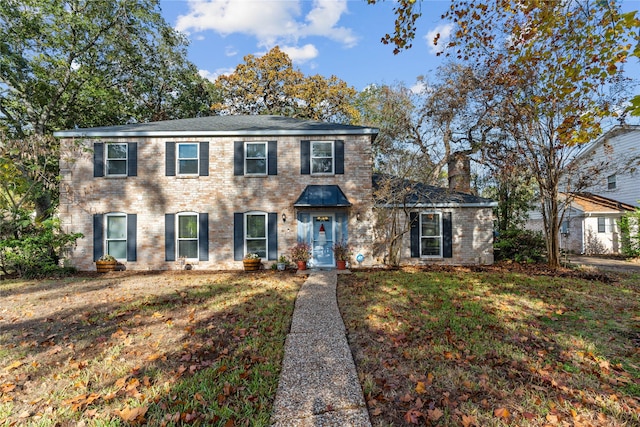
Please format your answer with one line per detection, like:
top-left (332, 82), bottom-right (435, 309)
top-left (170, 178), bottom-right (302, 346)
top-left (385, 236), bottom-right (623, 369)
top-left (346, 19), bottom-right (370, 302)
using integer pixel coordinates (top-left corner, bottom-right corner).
top-left (526, 125), bottom-right (639, 255)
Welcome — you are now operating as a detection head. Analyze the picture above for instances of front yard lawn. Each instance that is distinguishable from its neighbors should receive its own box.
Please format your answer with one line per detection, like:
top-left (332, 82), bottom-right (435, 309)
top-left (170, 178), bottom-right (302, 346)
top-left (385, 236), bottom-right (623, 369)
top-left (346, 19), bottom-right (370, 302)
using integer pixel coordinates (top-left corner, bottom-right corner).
top-left (339, 266), bottom-right (640, 426)
top-left (0, 271), bottom-right (304, 426)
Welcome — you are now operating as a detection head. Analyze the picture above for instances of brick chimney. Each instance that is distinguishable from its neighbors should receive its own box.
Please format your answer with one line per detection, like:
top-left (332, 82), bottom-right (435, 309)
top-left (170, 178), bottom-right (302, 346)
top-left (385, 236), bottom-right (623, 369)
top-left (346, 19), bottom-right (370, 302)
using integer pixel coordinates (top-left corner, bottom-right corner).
top-left (448, 152), bottom-right (471, 194)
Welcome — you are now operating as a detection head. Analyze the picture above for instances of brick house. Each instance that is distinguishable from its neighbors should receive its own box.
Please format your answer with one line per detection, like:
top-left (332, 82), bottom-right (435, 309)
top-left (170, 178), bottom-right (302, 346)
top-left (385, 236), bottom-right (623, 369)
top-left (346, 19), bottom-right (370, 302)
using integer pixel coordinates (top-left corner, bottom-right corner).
top-left (55, 115), bottom-right (496, 270)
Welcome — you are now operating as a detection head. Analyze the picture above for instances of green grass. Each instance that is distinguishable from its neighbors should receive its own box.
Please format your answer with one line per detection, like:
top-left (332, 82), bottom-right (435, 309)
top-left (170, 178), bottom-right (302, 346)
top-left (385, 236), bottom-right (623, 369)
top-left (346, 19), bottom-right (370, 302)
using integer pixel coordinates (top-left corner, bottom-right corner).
top-left (338, 267), bottom-right (640, 426)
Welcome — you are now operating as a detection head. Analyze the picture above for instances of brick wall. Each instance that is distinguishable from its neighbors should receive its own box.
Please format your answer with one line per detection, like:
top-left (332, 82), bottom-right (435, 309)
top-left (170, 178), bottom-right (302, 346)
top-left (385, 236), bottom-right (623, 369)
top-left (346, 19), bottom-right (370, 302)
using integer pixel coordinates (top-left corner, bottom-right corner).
top-left (59, 135), bottom-right (374, 271)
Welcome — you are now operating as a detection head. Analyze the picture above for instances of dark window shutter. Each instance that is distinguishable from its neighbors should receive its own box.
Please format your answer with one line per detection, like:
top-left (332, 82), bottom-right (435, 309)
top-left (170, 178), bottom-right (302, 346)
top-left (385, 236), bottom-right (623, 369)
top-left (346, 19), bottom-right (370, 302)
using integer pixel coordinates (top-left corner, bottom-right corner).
top-left (300, 140), bottom-right (310, 174)
top-left (127, 214), bottom-right (137, 261)
top-left (165, 213), bottom-right (175, 261)
top-left (410, 212), bottom-right (420, 258)
top-left (128, 143), bottom-right (137, 177)
top-left (234, 141), bottom-right (244, 176)
top-left (93, 214), bottom-right (104, 261)
top-left (268, 212), bottom-right (277, 260)
top-left (94, 143), bottom-right (104, 177)
top-left (443, 212), bottom-right (453, 258)
top-left (335, 140), bottom-right (344, 174)
top-left (199, 142), bottom-right (209, 176)
top-left (199, 213), bottom-right (209, 261)
top-left (233, 213), bottom-right (244, 260)
top-left (166, 142), bottom-right (176, 176)
top-left (268, 141), bottom-right (277, 176)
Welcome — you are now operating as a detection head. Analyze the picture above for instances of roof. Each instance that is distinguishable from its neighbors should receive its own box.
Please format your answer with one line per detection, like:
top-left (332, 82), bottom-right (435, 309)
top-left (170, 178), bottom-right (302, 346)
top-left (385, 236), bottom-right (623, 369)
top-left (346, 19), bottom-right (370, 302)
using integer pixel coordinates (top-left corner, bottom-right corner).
top-left (53, 115), bottom-right (379, 138)
top-left (373, 173), bottom-right (497, 208)
top-left (294, 185), bottom-right (352, 207)
top-left (569, 192), bottom-right (636, 213)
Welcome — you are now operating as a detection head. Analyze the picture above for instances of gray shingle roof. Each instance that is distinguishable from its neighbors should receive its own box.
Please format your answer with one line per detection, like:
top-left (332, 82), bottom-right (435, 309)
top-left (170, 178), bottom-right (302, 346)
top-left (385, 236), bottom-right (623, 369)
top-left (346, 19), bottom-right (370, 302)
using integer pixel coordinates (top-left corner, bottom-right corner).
top-left (53, 115), bottom-right (379, 138)
top-left (373, 173), bottom-right (497, 208)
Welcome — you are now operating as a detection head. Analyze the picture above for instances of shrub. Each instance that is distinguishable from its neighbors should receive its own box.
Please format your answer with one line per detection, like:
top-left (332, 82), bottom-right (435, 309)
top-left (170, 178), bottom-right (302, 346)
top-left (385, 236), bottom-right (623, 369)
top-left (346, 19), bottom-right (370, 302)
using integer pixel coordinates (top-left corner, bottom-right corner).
top-left (494, 228), bottom-right (546, 263)
top-left (619, 208), bottom-right (640, 258)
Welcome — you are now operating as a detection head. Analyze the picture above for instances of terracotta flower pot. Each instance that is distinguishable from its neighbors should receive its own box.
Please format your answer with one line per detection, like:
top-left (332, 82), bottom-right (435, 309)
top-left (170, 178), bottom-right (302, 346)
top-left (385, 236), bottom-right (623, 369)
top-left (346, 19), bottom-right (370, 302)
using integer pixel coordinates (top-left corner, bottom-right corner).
top-left (296, 261), bottom-right (307, 271)
top-left (336, 260), bottom-right (347, 270)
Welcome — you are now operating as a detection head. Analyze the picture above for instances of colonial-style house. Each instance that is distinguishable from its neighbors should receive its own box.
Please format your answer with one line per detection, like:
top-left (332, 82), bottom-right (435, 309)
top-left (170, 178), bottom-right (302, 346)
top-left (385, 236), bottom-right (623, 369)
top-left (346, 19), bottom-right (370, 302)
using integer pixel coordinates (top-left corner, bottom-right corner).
top-left (55, 115), bottom-right (496, 271)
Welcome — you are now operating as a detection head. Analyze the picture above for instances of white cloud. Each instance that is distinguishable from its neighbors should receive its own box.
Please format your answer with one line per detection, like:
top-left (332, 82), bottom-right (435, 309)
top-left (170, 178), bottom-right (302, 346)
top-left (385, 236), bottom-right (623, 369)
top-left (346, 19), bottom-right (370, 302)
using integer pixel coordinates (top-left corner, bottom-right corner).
top-left (175, 0), bottom-right (357, 48)
top-left (198, 67), bottom-right (235, 82)
top-left (425, 24), bottom-right (452, 55)
top-left (224, 45), bottom-right (238, 57)
top-left (281, 44), bottom-right (319, 63)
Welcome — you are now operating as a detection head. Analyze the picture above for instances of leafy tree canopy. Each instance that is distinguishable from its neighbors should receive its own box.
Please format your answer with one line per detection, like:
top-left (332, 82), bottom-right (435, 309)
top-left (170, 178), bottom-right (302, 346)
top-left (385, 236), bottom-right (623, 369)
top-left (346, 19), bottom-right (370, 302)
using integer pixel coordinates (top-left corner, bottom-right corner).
top-left (212, 46), bottom-right (360, 124)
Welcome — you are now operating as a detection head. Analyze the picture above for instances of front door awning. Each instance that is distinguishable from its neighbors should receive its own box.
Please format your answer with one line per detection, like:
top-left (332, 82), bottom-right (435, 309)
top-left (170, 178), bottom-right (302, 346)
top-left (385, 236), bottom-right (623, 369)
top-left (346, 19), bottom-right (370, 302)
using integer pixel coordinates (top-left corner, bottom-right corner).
top-left (294, 185), bottom-right (352, 207)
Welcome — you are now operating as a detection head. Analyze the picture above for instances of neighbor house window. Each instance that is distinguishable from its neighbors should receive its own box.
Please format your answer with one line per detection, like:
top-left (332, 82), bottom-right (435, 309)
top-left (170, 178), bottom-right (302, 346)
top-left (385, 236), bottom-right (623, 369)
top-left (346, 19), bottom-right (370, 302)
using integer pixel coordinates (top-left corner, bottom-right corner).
top-left (597, 217), bottom-right (606, 233)
top-left (311, 141), bottom-right (334, 174)
top-left (420, 213), bottom-right (442, 257)
top-left (245, 213), bottom-right (267, 258)
top-left (245, 142), bottom-right (267, 175)
top-left (106, 143), bottom-right (127, 176)
top-left (106, 213), bottom-right (127, 259)
top-left (560, 221), bottom-right (569, 234)
top-left (177, 213), bottom-right (199, 259)
top-left (177, 143), bottom-right (199, 175)
top-left (607, 174), bottom-right (616, 190)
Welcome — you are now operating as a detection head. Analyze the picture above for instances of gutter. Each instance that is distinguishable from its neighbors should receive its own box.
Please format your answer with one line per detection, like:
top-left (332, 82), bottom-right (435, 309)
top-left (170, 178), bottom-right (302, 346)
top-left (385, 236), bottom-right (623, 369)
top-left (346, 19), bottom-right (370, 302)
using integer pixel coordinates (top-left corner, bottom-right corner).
top-left (53, 129), bottom-right (379, 138)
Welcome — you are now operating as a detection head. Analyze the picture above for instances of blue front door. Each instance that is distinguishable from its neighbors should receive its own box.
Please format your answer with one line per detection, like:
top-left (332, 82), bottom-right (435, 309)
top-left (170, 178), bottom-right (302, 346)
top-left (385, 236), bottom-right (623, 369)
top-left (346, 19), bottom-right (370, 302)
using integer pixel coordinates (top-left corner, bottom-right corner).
top-left (311, 215), bottom-right (334, 267)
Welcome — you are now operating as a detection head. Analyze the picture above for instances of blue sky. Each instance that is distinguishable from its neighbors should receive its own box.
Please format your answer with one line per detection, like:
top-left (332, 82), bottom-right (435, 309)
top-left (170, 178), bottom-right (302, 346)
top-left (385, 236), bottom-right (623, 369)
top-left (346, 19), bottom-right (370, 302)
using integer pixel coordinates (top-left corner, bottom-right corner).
top-left (160, 0), bottom-right (453, 91)
top-left (160, 0), bottom-right (640, 94)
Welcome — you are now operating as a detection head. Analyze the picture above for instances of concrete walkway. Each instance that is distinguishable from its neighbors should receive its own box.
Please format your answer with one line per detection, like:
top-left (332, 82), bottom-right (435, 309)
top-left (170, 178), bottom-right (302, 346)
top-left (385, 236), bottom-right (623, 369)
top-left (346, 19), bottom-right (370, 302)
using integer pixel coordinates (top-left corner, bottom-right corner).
top-left (270, 270), bottom-right (371, 427)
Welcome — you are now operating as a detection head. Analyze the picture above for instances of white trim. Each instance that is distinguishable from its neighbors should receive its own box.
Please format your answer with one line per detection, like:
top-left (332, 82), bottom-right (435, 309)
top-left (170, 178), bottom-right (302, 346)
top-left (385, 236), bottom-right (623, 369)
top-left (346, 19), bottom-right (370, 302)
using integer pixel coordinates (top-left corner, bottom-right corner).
top-left (105, 142), bottom-right (128, 177)
top-left (55, 129), bottom-right (378, 138)
top-left (176, 142), bottom-right (199, 176)
top-left (310, 140), bottom-right (334, 175)
top-left (244, 141), bottom-right (268, 176)
top-left (244, 211), bottom-right (268, 258)
top-left (420, 212), bottom-right (443, 258)
top-left (105, 212), bottom-right (127, 260)
top-left (176, 212), bottom-right (199, 260)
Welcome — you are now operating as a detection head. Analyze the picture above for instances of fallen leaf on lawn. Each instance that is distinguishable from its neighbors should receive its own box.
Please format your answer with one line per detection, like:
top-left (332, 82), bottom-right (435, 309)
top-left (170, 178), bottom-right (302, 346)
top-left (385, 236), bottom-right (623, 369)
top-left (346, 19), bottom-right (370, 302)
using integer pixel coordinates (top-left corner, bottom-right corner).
top-left (372, 407), bottom-right (382, 416)
top-left (415, 381), bottom-right (427, 394)
top-left (427, 372), bottom-right (434, 385)
top-left (114, 405), bottom-right (148, 423)
top-left (461, 414), bottom-right (477, 427)
top-left (494, 407), bottom-right (510, 419)
top-left (404, 409), bottom-right (423, 424)
top-left (400, 393), bottom-right (413, 403)
top-left (146, 352), bottom-right (164, 361)
top-left (5, 361), bottom-right (23, 371)
top-left (427, 407), bottom-right (444, 421)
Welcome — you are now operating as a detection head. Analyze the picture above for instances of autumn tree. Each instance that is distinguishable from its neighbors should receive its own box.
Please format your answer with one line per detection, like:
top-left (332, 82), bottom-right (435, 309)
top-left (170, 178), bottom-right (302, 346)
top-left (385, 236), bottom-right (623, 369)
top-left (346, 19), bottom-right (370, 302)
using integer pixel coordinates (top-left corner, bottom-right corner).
top-left (212, 46), bottom-right (360, 124)
top-left (371, 0), bottom-right (639, 268)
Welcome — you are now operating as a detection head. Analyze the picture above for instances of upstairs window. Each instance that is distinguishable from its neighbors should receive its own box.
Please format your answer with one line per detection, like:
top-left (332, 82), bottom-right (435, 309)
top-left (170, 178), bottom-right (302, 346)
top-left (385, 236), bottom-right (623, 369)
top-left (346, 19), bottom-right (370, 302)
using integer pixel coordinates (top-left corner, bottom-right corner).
top-left (607, 174), bottom-right (616, 190)
top-left (311, 141), bottom-right (334, 174)
top-left (245, 142), bottom-right (267, 175)
top-left (178, 143), bottom-right (199, 175)
top-left (94, 142), bottom-right (137, 177)
top-left (106, 143), bottom-right (127, 176)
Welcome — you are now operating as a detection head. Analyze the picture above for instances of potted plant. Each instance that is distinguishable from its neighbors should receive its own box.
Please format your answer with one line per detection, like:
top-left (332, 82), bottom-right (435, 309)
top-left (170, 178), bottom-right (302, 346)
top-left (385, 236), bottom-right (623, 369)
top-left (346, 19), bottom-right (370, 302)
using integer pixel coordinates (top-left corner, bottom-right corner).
top-left (290, 242), bottom-right (311, 270)
top-left (243, 253), bottom-right (261, 271)
top-left (332, 240), bottom-right (351, 270)
top-left (96, 254), bottom-right (117, 273)
top-left (277, 254), bottom-right (288, 271)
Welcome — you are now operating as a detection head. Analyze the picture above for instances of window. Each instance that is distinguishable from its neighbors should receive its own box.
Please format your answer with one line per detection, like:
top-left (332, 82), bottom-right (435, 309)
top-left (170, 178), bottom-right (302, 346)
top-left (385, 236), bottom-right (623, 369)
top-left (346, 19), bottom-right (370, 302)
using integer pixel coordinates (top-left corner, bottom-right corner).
top-left (311, 141), bottom-right (334, 174)
top-left (164, 213), bottom-right (208, 261)
top-left (166, 142), bottom-right (208, 177)
top-left (106, 213), bottom-right (127, 259)
top-left (245, 213), bottom-right (267, 258)
top-left (93, 213), bottom-right (136, 262)
top-left (106, 143), bottom-right (127, 176)
top-left (420, 213), bottom-right (442, 257)
top-left (607, 174), bottom-right (616, 190)
top-left (177, 143), bottom-right (199, 175)
top-left (94, 142), bottom-right (137, 177)
top-left (597, 217), bottom-right (606, 233)
top-left (177, 213), bottom-right (199, 259)
top-left (245, 142), bottom-right (267, 175)
top-left (560, 221), bottom-right (569, 234)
